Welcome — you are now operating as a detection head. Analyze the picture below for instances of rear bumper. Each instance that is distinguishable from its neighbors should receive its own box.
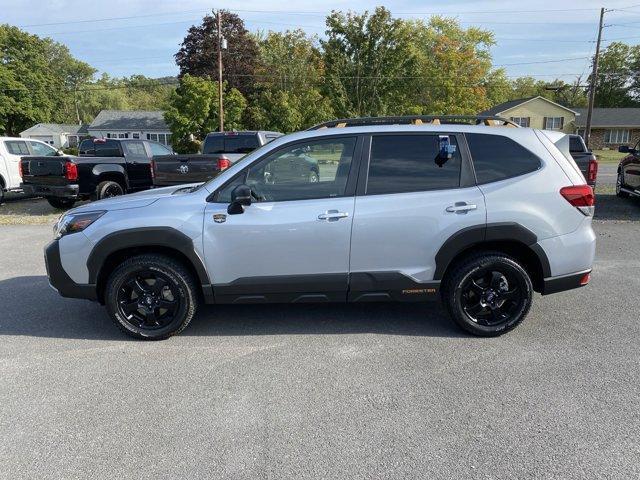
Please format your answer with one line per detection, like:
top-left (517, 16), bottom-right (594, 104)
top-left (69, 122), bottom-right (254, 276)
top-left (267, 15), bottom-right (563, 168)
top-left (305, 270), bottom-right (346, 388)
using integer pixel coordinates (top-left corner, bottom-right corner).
top-left (542, 269), bottom-right (591, 295)
top-left (21, 183), bottom-right (79, 199)
top-left (44, 240), bottom-right (97, 301)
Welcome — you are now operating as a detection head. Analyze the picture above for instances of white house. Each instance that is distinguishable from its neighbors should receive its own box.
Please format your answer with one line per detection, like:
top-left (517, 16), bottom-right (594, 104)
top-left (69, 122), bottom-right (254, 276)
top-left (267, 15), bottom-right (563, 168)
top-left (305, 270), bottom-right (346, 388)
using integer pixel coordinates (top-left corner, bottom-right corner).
top-left (20, 123), bottom-right (89, 148)
top-left (88, 110), bottom-right (172, 145)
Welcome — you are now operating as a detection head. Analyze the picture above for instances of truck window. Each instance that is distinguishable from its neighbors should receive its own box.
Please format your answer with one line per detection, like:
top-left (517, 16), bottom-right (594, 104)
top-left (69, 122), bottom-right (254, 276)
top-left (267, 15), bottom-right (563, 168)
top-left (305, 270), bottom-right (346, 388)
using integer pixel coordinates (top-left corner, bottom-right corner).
top-left (224, 135), bottom-right (260, 154)
top-left (79, 139), bottom-right (95, 155)
top-left (202, 136), bottom-right (225, 154)
top-left (148, 142), bottom-right (172, 156)
top-left (5, 141), bottom-right (30, 155)
top-left (94, 140), bottom-right (122, 157)
top-left (123, 141), bottom-right (147, 156)
top-left (28, 141), bottom-right (57, 156)
top-left (569, 136), bottom-right (585, 153)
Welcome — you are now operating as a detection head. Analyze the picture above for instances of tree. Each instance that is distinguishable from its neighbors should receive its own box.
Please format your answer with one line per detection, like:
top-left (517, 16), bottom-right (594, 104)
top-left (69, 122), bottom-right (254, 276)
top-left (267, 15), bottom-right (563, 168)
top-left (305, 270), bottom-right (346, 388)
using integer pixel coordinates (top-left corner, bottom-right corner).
top-left (593, 42), bottom-right (640, 107)
top-left (164, 74), bottom-right (246, 153)
top-left (0, 25), bottom-right (94, 135)
top-left (403, 17), bottom-right (498, 115)
top-left (247, 30), bottom-right (333, 131)
top-left (322, 7), bottom-right (417, 117)
top-left (175, 10), bottom-right (259, 97)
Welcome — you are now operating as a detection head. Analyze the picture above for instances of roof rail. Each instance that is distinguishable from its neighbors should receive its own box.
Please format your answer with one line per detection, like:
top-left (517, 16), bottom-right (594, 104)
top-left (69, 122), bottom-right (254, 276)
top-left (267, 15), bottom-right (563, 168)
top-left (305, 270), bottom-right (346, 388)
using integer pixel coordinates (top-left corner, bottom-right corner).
top-left (307, 115), bottom-right (520, 130)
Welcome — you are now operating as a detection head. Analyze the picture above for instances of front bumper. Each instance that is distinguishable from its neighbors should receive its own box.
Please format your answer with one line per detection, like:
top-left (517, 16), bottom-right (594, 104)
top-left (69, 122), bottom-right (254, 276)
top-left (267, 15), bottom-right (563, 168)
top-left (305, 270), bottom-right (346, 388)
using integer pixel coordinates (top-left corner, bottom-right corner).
top-left (45, 240), bottom-right (97, 301)
top-left (22, 183), bottom-right (79, 199)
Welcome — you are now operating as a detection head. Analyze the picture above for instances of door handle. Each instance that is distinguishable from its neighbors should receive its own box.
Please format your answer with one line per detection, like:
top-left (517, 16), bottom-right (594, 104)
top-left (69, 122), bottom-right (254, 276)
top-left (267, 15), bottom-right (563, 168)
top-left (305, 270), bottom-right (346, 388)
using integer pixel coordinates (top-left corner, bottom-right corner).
top-left (318, 210), bottom-right (349, 221)
top-left (446, 202), bottom-right (477, 214)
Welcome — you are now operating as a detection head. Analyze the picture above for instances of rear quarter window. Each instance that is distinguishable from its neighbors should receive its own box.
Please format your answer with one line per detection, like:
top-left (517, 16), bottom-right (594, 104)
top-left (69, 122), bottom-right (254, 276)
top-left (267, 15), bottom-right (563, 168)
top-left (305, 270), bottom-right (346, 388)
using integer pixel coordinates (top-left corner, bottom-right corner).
top-left (94, 140), bottom-right (122, 157)
top-left (466, 133), bottom-right (541, 184)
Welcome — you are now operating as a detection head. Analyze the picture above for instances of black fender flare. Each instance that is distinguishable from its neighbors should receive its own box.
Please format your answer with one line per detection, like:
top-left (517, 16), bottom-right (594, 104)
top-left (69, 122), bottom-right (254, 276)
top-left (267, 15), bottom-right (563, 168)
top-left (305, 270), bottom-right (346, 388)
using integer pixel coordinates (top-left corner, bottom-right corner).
top-left (433, 222), bottom-right (551, 280)
top-left (87, 227), bottom-right (210, 287)
top-left (92, 164), bottom-right (129, 189)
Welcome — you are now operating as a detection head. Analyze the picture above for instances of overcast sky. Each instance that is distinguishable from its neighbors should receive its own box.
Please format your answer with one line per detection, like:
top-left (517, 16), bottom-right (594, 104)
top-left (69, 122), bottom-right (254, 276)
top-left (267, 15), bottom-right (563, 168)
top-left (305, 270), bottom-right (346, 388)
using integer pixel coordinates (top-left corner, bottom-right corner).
top-left (4, 0), bottom-right (640, 82)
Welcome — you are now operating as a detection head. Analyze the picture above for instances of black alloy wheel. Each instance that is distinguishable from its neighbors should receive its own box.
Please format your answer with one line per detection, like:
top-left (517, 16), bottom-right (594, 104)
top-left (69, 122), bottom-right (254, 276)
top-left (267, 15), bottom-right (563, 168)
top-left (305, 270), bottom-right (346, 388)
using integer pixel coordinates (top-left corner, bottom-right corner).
top-left (460, 269), bottom-right (524, 327)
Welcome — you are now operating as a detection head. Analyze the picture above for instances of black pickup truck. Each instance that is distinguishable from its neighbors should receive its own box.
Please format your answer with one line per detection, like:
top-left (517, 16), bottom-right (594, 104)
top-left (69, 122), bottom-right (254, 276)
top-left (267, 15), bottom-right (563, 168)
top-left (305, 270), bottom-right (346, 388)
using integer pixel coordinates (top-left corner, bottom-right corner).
top-left (20, 138), bottom-right (173, 209)
top-left (569, 134), bottom-right (598, 187)
top-left (152, 130), bottom-right (282, 186)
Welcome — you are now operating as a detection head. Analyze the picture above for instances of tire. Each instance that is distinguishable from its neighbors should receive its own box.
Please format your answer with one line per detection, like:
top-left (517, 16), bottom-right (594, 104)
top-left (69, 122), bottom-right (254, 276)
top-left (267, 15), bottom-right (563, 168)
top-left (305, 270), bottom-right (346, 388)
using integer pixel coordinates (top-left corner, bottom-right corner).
top-left (0, 188), bottom-right (4, 205)
top-left (442, 252), bottom-right (533, 337)
top-left (616, 171), bottom-right (629, 198)
top-left (46, 197), bottom-right (76, 210)
top-left (96, 180), bottom-right (124, 200)
top-left (308, 170), bottom-right (319, 183)
top-left (105, 254), bottom-right (198, 340)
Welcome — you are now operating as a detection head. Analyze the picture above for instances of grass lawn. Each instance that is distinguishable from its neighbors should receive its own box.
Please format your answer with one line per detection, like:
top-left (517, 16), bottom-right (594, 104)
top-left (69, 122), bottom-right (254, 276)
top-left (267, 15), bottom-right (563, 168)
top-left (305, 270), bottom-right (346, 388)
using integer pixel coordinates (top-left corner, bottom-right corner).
top-left (593, 149), bottom-right (626, 164)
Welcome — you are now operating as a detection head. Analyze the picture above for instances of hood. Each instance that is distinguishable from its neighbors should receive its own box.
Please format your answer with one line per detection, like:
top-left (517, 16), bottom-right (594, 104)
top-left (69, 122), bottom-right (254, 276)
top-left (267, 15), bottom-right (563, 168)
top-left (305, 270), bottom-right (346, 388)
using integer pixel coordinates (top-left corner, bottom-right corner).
top-left (69, 183), bottom-right (202, 214)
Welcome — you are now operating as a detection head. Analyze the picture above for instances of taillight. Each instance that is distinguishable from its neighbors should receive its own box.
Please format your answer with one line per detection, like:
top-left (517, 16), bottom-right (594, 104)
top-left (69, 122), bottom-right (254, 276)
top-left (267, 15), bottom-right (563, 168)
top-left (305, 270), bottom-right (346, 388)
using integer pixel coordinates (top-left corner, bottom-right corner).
top-left (150, 160), bottom-right (155, 179)
top-left (587, 157), bottom-right (598, 184)
top-left (18, 160), bottom-right (23, 178)
top-left (65, 161), bottom-right (78, 181)
top-left (560, 185), bottom-right (595, 216)
top-left (580, 272), bottom-right (591, 286)
top-left (217, 156), bottom-right (230, 171)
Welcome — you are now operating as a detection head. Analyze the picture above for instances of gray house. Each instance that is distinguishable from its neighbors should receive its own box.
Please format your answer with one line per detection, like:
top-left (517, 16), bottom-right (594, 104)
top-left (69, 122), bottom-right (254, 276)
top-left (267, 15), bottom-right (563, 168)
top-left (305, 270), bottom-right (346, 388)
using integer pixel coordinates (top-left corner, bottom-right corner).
top-left (20, 123), bottom-right (89, 148)
top-left (88, 110), bottom-right (172, 145)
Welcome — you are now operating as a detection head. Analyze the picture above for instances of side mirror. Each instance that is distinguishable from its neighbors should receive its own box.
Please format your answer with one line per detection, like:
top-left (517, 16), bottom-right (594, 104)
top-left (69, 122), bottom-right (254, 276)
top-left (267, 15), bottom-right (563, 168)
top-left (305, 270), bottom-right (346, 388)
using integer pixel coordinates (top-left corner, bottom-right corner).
top-left (618, 145), bottom-right (630, 153)
top-left (227, 184), bottom-right (252, 215)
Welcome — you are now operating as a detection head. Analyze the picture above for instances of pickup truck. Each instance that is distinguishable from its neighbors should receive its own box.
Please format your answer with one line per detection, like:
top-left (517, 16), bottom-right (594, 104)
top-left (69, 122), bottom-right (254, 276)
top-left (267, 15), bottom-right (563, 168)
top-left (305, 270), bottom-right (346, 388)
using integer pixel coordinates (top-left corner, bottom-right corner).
top-left (152, 130), bottom-right (282, 186)
top-left (0, 136), bottom-right (62, 204)
top-left (20, 138), bottom-right (173, 209)
top-left (569, 134), bottom-right (598, 187)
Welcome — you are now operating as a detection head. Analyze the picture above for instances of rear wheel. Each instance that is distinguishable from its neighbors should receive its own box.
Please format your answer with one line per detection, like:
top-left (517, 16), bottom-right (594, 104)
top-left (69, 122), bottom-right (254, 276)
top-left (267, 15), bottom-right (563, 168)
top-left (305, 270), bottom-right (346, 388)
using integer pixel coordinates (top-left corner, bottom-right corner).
top-left (616, 170), bottom-right (629, 198)
top-left (308, 170), bottom-right (319, 183)
top-left (442, 253), bottom-right (533, 336)
top-left (96, 180), bottom-right (124, 200)
top-left (105, 254), bottom-right (198, 340)
top-left (46, 197), bottom-right (75, 210)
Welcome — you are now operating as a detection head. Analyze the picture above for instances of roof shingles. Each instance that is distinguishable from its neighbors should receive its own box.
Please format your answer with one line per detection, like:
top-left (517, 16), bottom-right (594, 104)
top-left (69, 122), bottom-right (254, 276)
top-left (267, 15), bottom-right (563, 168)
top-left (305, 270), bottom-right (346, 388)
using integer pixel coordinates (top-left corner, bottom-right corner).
top-left (88, 110), bottom-right (168, 131)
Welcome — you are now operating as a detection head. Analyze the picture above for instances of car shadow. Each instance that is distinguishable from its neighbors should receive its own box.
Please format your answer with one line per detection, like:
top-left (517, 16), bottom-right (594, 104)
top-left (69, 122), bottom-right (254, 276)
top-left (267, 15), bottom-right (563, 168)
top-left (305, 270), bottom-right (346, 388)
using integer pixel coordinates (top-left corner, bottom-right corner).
top-left (0, 276), bottom-right (463, 341)
top-left (594, 193), bottom-right (640, 221)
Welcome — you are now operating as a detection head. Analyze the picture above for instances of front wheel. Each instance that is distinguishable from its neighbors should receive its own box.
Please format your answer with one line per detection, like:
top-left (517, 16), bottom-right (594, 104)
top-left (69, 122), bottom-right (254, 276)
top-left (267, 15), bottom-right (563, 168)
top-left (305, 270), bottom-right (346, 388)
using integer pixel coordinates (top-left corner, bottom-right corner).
top-left (46, 197), bottom-right (76, 210)
top-left (616, 171), bottom-right (629, 198)
top-left (442, 253), bottom-right (533, 336)
top-left (105, 254), bottom-right (198, 340)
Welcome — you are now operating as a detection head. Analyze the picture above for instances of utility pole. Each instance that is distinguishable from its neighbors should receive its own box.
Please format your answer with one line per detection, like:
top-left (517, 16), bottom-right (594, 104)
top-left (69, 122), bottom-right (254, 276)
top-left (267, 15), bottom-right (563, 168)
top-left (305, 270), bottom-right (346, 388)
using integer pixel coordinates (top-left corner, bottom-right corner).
top-left (217, 10), bottom-right (224, 132)
top-left (585, 7), bottom-right (606, 148)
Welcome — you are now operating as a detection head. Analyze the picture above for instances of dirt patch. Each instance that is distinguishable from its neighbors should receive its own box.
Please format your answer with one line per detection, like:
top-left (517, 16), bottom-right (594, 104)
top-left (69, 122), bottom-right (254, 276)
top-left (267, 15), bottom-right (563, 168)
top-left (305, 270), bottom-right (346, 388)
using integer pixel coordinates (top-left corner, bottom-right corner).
top-left (0, 196), bottom-right (67, 225)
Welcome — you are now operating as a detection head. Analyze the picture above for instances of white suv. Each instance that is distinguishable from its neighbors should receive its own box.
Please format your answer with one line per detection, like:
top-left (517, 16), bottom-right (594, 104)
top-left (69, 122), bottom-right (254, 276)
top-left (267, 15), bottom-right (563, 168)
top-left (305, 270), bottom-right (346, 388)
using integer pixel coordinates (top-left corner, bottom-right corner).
top-left (0, 137), bottom-right (60, 203)
top-left (43, 117), bottom-right (596, 340)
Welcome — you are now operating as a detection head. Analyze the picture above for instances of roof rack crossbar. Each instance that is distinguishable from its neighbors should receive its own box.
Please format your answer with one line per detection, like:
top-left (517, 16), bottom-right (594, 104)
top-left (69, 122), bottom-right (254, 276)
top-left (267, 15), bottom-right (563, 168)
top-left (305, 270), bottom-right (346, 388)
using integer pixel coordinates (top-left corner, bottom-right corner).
top-left (307, 115), bottom-right (520, 130)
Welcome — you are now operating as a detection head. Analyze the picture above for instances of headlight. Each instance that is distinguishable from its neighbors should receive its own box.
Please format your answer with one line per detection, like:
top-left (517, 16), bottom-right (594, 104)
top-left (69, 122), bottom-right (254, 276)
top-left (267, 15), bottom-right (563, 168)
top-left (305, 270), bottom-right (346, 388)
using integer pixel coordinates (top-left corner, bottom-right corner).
top-left (54, 211), bottom-right (106, 239)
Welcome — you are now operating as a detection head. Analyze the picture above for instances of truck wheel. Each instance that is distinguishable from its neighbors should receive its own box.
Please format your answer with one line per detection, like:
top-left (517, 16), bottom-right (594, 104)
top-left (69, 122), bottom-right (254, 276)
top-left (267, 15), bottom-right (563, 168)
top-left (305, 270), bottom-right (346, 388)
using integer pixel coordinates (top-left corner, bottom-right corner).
top-left (442, 252), bottom-right (533, 337)
top-left (105, 254), bottom-right (198, 340)
top-left (308, 170), bottom-right (319, 183)
top-left (96, 180), bottom-right (124, 200)
top-left (0, 188), bottom-right (4, 205)
top-left (46, 197), bottom-right (76, 210)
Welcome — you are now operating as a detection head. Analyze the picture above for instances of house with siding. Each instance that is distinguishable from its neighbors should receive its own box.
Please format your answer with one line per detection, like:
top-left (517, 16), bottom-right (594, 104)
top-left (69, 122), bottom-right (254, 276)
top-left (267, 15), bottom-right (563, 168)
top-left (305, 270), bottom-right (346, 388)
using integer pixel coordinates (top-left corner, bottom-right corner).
top-left (20, 123), bottom-right (89, 148)
top-left (87, 110), bottom-right (172, 146)
top-left (479, 96), bottom-right (578, 133)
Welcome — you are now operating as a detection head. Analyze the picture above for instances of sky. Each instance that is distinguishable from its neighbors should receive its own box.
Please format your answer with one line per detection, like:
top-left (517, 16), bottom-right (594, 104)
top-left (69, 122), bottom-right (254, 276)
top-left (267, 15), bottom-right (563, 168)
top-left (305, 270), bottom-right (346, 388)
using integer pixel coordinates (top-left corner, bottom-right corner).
top-left (3, 0), bottom-right (640, 83)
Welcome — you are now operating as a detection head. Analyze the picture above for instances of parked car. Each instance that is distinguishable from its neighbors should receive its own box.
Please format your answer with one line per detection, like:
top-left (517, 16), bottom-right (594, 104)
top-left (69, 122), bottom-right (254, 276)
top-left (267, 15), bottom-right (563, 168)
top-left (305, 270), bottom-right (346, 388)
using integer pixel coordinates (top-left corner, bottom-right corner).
top-left (0, 137), bottom-right (61, 204)
top-left (44, 116), bottom-right (595, 340)
top-left (616, 143), bottom-right (640, 198)
top-left (20, 138), bottom-right (173, 209)
top-left (152, 131), bottom-right (282, 187)
top-left (568, 134), bottom-right (598, 187)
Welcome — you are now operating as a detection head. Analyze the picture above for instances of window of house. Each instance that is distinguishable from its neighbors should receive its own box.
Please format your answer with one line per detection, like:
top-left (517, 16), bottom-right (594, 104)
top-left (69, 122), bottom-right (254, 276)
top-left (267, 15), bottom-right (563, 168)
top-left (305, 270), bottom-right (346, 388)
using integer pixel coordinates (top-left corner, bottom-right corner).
top-left (605, 129), bottom-right (630, 144)
top-left (366, 135), bottom-right (461, 195)
top-left (510, 117), bottom-right (530, 127)
top-left (68, 135), bottom-right (79, 147)
top-left (466, 133), bottom-right (542, 184)
top-left (544, 117), bottom-right (564, 130)
top-left (132, 133), bottom-right (140, 139)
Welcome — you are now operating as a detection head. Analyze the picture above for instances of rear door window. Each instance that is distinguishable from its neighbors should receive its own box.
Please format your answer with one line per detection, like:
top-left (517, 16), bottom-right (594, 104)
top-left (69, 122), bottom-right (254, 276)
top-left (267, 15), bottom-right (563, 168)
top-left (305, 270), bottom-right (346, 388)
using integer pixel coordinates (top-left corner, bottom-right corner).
top-left (123, 141), bottom-right (147, 156)
top-left (28, 141), bottom-right (57, 156)
top-left (466, 134), bottom-right (541, 184)
top-left (94, 140), bottom-right (122, 157)
top-left (79, 139), bottom-right (95, 155)
top-left (202, 134), bottom-right (259, 154)
top-left (366, 134), bottom-right (461, 195)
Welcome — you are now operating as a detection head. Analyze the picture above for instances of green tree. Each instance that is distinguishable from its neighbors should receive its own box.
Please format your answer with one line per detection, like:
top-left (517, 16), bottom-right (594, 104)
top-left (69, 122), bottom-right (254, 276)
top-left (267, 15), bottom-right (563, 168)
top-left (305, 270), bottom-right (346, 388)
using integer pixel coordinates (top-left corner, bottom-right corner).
top-left (322, 7), bottom-right (416, 117)
top-left (247, 30), bottom-right (333, 131)
top-left (593, 42), bottom-right (640, 107)
top-left (0, 25), bottom-right (95, 135)
top-left (164, 74), bottom-right (246, 153)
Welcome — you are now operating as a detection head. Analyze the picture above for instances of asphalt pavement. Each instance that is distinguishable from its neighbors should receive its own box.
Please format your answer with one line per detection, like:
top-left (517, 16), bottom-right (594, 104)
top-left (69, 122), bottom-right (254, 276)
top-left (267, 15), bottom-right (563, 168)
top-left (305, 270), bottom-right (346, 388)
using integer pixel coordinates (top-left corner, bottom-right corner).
top-left (1, 193), bottom-right (639, 479)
